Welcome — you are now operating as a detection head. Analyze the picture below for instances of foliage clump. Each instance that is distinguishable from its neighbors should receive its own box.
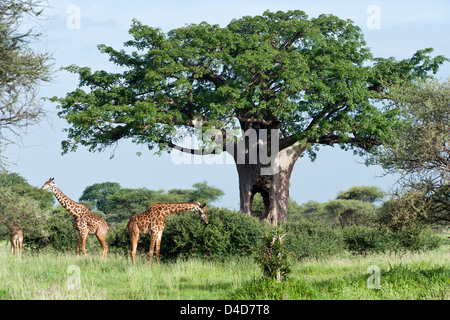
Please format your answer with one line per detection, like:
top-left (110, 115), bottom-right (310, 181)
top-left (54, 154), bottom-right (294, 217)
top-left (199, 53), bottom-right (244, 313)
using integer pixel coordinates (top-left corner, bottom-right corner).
top-left (255, 228), bottom-right (291, 282)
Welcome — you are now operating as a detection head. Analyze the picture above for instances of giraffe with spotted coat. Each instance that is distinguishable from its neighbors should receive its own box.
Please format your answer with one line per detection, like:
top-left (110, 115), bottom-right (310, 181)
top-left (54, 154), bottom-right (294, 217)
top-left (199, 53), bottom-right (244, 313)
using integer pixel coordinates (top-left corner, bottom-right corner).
top-left (40, 178), bottom-right (110, 260)
top-left (111, 202), bottom-right (208, 267)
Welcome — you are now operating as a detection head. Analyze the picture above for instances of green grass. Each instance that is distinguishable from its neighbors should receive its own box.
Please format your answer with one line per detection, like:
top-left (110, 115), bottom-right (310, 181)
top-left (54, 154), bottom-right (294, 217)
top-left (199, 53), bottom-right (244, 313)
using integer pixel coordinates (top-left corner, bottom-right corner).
top-left (0, 242), bottom-right (449, 300)
top-left (232, 248), bottom-right (450, 299)
top-left (0, 245), bottom-right (260, 299)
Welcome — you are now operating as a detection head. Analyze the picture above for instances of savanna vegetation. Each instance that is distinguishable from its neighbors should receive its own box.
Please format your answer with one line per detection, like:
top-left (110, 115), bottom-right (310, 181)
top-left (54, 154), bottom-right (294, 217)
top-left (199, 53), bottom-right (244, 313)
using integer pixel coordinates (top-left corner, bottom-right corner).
top-left (0, 246), bottom-right (449, 300)
top-left (0, 5), bottom-right (448, 301)
top-left (0, 171), bottom-right (448, 300)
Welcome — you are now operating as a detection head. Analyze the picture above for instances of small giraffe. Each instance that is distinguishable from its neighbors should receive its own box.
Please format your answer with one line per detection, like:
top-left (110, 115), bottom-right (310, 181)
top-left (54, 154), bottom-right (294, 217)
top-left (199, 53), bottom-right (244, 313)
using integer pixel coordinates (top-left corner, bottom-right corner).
top-left (40, 178), bottom-right (110, 260)
top-left (112, 202), bottom-right (208, 267)
top-left (8, 225), bottom-right (23, 256)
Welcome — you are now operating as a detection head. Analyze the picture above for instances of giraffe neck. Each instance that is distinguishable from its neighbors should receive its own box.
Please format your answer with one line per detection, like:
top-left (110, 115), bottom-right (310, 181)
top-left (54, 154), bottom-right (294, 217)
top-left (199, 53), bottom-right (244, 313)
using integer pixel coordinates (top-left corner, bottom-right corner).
top-left (159, 202), bottom-right (200, 218)
top-left (52, 186), bottom-right (80, 217)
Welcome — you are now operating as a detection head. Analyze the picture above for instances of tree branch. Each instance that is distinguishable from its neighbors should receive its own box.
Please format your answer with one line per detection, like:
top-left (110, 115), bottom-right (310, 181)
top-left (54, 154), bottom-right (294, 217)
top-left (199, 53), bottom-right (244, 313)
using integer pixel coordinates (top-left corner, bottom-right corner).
top-left (201, 72), bottom-right (226, 85)
top-left (164, 140), bottom-right (204, 155)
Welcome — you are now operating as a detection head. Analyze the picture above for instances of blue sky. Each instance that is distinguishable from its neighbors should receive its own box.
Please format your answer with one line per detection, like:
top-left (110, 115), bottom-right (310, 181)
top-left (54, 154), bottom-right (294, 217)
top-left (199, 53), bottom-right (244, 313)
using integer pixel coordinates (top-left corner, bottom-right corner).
top-left (5, 0), bottom-right (450, 209)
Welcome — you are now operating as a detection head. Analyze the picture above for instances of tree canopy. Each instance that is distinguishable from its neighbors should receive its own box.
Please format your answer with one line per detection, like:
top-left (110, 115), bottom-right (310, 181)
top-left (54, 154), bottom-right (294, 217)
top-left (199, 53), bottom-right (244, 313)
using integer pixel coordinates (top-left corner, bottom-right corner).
top-left (370, 79), bottom-right (450, 226)
top-left (336, 185), bottom-right (386, 203)
top-left (54, 11), bottom-right (446, 154)
top-left (0, 171), bottom-right (54, 238)
top-left (0, 0), bottom-right (52, 167)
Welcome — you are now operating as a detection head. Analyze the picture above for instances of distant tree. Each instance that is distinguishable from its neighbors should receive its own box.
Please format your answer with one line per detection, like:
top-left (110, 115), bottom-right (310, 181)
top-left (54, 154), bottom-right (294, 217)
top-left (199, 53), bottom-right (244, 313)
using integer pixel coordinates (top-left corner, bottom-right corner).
top-left (51, 10), bottom-right (447, 225)
top-left (336, 185), bottom-right (386, 203)
top-left (79, 182), bottom-right (122, 214)
top-left (286, 200), bottom-right (328, 224)
top-left (0, 187), bottom-right (48, 242)
top-left (101, 187), bottom-right (159, 223)
top-left (0, 171), bottom-right (54, 209)
top-left (286, 186), bottom-right (385, 227)
top-left (370, 79), bottom-right (450, 226)
top-left (0, 0), bottom-right (53, 167)
top-left (0, 170), bottom-right (27, 186)
top-left (162, 188), bottom-right (191, 202)
top-left (0, 172), bottom-right (52, 242)
top-left (325, 199), bottom-right (377, 228)
top-left (187, 181), bottom-right (224, 205)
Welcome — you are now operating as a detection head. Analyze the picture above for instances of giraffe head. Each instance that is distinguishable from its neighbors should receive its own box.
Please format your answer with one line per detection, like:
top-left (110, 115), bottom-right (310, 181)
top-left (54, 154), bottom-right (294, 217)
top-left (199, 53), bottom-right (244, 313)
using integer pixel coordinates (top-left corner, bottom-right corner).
top-left (194, 203), bottom-right (208, 225)
top-left (40, 178), bottom-right (56, 191)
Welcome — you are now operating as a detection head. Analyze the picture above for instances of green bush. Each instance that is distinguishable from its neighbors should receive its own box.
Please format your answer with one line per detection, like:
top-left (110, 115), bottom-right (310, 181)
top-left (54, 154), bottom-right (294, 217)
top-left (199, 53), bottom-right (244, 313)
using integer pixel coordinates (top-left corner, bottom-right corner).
top-left (283, 221), bottom-right (344, 259)
top-left (45, 208), bottom-right (78, 251)
top-left (255, 228), bottom-right (291, 281)
top-left (342, 225), bottom-right (441, 254)
top-left (21, 207), bottom-right (75, 252)
top-left (393, 226), bottom-right (441, 251)
top-left (325, 200), bottom-right (378, 228)
top-left (160, 208), bottom-right (268, 259)
top-left (342, 226), bottom-right (388, 254)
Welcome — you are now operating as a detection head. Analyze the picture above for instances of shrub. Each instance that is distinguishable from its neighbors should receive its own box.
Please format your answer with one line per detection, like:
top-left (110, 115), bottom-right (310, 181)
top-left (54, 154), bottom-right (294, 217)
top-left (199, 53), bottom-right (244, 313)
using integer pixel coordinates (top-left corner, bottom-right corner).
top-left (160, 208), bottom-right (268, 260)
top-left (342, 225), bottom-right (441, 254)
top-left (283, 221), bottom-right (344, 259)
top-left (255, 228), bottom-right (291, 281)
top-left (325, 200), bottom-right (378, 228)
top-left (342, 226), bottom-right (389, 254)
top-left (21, 207), bottom-right (75, 252)
top-left (45, 208), bottom-right (78, 251)
top-left (393, 226), bottom-right (441, 251)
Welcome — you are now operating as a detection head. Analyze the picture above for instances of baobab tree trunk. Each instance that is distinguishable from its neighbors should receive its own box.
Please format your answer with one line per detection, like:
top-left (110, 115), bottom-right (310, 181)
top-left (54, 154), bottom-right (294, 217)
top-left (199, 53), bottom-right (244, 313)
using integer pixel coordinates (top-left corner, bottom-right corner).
top-left (236, 141), bottom-right (308, 225)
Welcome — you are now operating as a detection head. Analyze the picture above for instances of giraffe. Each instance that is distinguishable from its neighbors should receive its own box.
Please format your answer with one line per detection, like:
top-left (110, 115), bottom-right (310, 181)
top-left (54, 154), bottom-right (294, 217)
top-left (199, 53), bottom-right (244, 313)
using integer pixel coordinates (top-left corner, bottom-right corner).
top-left (8, 225), bottom-right (23, 256)
top-left (111, 202), bottom-right (208, 267)
top-left (40, 178), bottom-right (110, 260)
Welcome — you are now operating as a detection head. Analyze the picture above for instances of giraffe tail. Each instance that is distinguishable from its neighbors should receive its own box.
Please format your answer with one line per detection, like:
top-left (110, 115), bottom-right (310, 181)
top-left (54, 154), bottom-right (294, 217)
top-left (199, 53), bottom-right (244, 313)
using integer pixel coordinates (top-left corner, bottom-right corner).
top-left (109, 227), bottom-right (127, 247)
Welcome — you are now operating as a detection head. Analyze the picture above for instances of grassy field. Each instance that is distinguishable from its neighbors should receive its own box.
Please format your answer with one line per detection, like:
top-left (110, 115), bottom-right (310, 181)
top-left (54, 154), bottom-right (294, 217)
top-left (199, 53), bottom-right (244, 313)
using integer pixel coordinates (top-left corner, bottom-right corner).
top-left (232, 246), bottom-right (450, 300)
top-left (0, 241), bottom-right (449, 300)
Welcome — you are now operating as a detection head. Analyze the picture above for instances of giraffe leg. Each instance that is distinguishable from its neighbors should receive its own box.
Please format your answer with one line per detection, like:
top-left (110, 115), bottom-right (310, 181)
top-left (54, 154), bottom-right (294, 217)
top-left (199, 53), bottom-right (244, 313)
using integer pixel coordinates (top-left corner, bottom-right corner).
top-left (96, 232), bottom-right (108, 261)
top-left (80, 232), bottom-right (88, 257)
top-left (10, 239), bottom-right (14, 255)
top-left (18, 236), bottom-right (23, 257)
top-left (75, 231), bottom-right (81, 257)
top-left (129, 231), bottom-right (139, 264)
top-left (155, 231), bottom-right (163, 265)
top-left (148, 233), bottom-right (157, 268)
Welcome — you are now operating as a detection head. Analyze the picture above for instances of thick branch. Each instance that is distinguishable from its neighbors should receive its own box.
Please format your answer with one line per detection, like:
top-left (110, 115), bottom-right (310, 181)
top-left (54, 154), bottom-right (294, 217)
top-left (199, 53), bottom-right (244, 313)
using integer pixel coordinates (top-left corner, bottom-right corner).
top-left (280, 133), bottom-right (382, 152)
top-left (162, 127), bottom-right (230, 155)
top-left (309, 133), bottom-right (382, 151)
top-left (165, 140), bottom-right (203, 155)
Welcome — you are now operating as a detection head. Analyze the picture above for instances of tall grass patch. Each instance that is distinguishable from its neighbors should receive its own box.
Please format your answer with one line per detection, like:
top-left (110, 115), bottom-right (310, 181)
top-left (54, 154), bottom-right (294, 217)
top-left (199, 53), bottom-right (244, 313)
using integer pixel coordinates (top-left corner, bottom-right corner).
top-left (230, 249), bottom-right (450, 300)
top-left (0, 244), bottom-right (260, 299)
